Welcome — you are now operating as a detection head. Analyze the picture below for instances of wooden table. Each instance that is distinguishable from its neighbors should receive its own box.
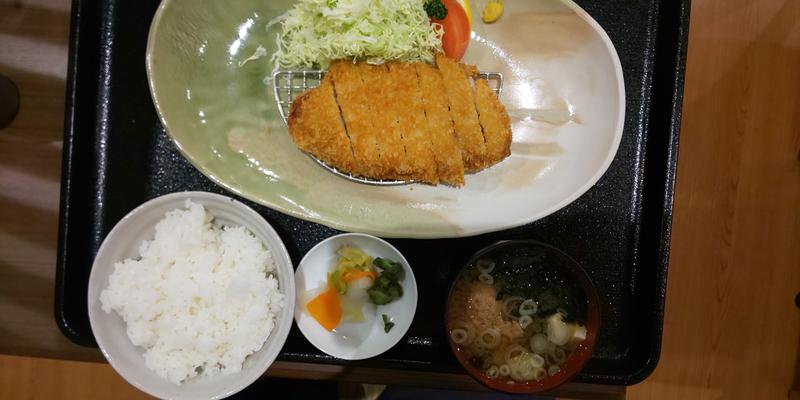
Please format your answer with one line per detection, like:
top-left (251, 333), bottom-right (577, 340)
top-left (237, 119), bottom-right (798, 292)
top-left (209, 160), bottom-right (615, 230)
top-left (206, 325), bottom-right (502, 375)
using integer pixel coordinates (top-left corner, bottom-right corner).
top-left (1, 0), bottom-right (798, 398)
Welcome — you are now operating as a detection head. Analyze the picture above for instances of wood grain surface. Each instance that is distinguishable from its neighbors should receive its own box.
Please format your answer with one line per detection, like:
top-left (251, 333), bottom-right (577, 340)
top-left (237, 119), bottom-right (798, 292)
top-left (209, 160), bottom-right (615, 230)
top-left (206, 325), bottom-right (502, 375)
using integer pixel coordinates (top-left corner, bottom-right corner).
top-left (628, 0), bottom-right (800, 399)
top-left (0, 354), bottom-right (146, 399)
top-left (0, 0), bottom-right (798, 399)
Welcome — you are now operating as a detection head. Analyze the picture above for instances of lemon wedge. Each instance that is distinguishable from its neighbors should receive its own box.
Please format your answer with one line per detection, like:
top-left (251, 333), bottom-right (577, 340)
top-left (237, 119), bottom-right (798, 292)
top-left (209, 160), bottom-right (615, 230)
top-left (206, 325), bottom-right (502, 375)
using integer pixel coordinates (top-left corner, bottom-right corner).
top-left (456, 0), bottom-right (473, 28)
top-left (482, 0), bottom-right (504, 23)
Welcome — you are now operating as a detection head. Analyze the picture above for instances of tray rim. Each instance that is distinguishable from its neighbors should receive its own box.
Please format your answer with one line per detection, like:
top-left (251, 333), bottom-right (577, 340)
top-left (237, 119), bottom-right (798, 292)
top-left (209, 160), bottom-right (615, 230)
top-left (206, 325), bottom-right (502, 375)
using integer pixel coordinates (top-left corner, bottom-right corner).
top-left (55, 0), bottom-right (94, 346)
top-left (54, 0), bottom-right (692, 386)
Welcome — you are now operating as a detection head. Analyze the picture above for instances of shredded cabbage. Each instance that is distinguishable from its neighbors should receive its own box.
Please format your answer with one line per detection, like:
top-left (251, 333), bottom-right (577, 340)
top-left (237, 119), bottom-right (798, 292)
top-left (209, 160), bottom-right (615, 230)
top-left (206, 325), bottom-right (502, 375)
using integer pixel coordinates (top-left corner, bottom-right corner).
top-left (268, 0), bottom-right (444, 70)
top-left (238, 45), bottom-right (268, 67)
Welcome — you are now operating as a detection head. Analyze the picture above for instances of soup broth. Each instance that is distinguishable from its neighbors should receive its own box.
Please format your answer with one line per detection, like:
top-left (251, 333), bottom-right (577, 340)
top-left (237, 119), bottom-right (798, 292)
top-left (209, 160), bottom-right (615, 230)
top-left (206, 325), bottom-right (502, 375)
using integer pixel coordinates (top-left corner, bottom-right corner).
top-left (447, 243), bottom-right (588, 383)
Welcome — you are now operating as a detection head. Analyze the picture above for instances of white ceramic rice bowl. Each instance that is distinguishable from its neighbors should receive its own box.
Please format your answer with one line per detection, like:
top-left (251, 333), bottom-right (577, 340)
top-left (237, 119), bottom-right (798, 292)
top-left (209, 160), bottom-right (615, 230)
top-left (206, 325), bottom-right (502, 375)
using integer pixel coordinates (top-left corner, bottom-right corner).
top-left (87, 191), bottom-right (295, 400)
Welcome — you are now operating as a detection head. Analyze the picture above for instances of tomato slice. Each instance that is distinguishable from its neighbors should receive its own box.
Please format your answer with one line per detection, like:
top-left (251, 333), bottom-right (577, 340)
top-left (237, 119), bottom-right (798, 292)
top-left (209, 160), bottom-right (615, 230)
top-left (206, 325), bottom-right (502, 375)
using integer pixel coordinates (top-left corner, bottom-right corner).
top-left (434, 0), bottom-right (471, 60)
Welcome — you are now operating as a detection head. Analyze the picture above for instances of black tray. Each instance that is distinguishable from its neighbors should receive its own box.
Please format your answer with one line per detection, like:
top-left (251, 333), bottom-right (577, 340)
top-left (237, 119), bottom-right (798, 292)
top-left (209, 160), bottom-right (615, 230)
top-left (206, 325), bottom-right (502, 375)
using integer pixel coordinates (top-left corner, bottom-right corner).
top-left (56, 0), bottom-right (689, 386)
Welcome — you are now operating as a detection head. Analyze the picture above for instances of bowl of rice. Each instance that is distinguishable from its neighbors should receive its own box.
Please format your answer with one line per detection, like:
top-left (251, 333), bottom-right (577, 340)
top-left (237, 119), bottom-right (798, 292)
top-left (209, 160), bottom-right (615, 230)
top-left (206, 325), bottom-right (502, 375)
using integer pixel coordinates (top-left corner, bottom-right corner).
top-left (88, 191), bottom-right (295, 399)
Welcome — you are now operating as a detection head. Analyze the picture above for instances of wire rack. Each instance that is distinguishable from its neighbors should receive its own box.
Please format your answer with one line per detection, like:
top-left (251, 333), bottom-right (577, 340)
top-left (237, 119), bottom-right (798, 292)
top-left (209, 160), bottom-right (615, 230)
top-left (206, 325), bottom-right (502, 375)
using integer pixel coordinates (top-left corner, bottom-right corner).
top-left (272, 69), bottom-right (504, 185)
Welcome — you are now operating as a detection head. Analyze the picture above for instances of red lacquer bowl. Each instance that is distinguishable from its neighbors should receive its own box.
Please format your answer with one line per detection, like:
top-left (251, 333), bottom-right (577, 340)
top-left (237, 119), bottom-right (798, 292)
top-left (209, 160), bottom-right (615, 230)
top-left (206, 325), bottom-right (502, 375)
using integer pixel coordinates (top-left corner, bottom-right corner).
top-left (445, 240), bottom-right (601, 394)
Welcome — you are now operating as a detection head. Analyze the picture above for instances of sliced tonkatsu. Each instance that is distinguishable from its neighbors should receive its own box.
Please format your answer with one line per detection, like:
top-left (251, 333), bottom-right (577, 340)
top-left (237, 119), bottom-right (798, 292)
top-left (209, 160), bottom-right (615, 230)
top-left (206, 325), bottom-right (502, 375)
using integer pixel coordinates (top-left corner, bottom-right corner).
top-left (362, 62), bottom-right (413, 179)
top-left (327, 61), bottom-right (383, 177)
top-left (414, 62), bottom-right (466, 186)
top-left (287, 75), bottom-right (356, 172)
top-left (286, 56), bottom-right (512, 186)
top-left (473, 79), bottom-right (512, 166)
top-left (435, 53), bottom-right (487, 171)
top-left (386, 62), bottom-right (439, 184)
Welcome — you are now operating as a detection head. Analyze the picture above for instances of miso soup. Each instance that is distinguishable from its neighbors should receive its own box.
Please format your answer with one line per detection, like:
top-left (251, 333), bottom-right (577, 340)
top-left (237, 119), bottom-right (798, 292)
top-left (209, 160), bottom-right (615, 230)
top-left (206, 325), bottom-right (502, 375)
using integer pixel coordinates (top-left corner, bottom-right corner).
top-left (446, 243), bottom-right (589, 383)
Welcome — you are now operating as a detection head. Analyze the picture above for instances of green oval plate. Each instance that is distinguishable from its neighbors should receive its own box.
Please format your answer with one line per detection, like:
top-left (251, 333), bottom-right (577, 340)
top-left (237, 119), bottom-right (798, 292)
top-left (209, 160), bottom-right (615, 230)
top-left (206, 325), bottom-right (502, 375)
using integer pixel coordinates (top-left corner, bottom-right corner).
top-left (146, 0), bottom-right (624, 238)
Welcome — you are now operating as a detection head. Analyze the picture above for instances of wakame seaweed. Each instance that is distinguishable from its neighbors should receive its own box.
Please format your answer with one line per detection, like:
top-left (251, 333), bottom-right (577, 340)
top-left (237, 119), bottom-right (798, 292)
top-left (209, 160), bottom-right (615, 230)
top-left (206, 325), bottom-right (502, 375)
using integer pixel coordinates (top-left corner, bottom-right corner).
top-left (482, 244), bottom-right (587, 323)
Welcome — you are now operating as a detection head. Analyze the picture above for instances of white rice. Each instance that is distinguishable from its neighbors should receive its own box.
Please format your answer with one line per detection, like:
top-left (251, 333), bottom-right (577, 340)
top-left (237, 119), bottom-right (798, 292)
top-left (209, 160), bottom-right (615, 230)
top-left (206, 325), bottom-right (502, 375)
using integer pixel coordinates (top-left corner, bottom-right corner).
top-left (100, 200), bottom-right (284, 385)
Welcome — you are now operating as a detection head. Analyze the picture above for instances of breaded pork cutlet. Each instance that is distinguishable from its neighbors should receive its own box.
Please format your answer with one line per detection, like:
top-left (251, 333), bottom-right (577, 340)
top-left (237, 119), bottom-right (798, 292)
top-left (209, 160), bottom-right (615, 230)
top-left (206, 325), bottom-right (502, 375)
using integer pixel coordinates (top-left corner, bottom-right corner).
top-left (435, 53), bottom-right (487, 171)
top-left (461, 63), bottom-right (479, 78)
top-left (414, 62), bottom-right (465, 186)
top-left (386, 62), bottom-right (439, 184)
top-left (327, 60), bottom-right (383, 177)
top-left (359, 63), bottom-right (412, 179)
top-left (285, 57), bottom-right (512, 186)
top-left (474, 79), bottom-right (512, 166)
top-left (287, 75), bottom-right (355, 172)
